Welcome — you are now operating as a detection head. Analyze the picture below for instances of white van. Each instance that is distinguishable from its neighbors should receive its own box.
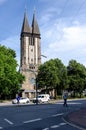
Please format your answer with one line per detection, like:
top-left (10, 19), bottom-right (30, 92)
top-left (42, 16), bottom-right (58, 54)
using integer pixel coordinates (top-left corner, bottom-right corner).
top-left (33, 94), bottom-right (50, 103)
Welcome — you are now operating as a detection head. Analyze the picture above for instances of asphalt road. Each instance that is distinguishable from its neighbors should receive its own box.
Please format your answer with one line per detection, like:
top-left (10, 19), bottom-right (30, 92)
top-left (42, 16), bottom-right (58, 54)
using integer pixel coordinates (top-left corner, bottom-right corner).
top-left (0, 99), bottom-right (86, 130)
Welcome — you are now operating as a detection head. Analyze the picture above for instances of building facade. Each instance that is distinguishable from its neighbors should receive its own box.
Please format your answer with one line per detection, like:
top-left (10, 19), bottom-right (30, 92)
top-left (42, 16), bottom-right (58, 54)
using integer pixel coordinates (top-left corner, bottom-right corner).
top-left (20, 11), bottom-right (41, 99)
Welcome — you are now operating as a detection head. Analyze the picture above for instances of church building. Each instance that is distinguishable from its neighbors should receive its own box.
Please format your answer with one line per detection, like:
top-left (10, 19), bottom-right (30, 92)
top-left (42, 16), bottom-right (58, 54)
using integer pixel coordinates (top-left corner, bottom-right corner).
top-left (20, 11), bottom-right (41, 99)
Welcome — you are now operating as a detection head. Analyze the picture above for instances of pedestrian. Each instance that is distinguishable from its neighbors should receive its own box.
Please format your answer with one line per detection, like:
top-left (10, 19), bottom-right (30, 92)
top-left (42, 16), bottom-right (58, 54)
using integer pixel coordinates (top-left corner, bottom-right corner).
top-left (16, 95), bottom-right (20, 104)
top-left (63, 92), bottom-right (68, 107)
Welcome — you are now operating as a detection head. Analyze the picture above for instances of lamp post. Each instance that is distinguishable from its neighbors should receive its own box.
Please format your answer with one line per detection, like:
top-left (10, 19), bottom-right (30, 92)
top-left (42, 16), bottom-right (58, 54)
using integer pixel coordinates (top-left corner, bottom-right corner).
top-left (35, 76), bottom-right (38, 104)
top-left (29, 54), bottom-right (47, 104)
top-left (41, 54), bottom-right (47, 58)
top-left (29, 69), bottom-right (38, 104)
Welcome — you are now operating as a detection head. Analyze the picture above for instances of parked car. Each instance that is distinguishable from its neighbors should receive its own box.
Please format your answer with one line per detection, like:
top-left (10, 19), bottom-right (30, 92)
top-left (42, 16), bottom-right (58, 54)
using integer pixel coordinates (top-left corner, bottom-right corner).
top-left (33, 94), bottom-right (50, 103)
top-left (12, 97), bottom-right (30, 104)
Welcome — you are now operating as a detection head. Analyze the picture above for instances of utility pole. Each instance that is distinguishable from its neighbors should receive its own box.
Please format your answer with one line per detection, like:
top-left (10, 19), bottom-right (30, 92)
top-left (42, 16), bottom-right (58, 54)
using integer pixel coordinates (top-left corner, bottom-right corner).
top-left (35, 76), bottom-right (38, 104)
top-left (28, 69), bottom-right (38, 105)
top-left (28, 55), bottom-right (47, 105)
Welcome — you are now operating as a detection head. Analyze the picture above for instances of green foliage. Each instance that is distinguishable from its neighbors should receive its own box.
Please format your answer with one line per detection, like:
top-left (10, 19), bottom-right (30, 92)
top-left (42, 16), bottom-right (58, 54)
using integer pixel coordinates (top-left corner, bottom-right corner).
top-left (37, 59), bottom-right (86, 97)
top-left (0, 45), bottom-right (25, 99)
top-left (67, 60), bottom-right (86, 97)
top-left (37, 58), bottom-right (67, 95)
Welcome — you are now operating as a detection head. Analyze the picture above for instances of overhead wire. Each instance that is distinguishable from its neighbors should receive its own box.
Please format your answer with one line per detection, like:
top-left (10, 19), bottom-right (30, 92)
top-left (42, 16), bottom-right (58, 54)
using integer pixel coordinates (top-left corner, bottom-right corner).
top-left (59, 0), bottom-right (69, 18)
top-left (71, 0), bottom-right (86, 21)
top-left (56, 0), bottom-right (86, 24)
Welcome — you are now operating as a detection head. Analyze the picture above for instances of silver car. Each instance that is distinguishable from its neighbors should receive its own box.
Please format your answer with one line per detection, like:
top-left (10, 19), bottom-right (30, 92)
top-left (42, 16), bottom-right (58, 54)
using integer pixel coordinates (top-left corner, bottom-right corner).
top-left (12, 97), bottom-right (30, 104)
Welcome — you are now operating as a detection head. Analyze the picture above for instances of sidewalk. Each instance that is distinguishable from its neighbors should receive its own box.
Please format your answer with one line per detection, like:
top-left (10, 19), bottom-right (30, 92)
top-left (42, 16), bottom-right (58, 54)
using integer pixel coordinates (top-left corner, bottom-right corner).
top-left (0, 101), bottom-right (12, 106)
top-left (64, 109), bottom-right (86, 130)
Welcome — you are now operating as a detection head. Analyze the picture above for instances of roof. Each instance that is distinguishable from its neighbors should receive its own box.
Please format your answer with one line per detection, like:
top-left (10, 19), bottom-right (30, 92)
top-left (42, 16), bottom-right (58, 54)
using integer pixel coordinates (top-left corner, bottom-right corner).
top-left (32, 11), bottom-right (40, 35)
top-left (21, 12), bottom-right (31, 34)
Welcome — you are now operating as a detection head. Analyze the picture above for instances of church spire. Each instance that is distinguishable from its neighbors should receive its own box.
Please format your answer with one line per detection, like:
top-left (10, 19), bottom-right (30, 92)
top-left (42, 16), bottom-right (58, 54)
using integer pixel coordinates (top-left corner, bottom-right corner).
top-left (21, 11), bottom-right (31, 35)
top-left (32, 10), bottom-right (40, 35)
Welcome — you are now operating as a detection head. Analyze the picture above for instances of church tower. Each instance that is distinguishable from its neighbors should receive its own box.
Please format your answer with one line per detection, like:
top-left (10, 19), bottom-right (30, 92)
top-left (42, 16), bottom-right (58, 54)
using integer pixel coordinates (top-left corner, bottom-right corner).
top-left (20, 11), bottom-right (41, 98)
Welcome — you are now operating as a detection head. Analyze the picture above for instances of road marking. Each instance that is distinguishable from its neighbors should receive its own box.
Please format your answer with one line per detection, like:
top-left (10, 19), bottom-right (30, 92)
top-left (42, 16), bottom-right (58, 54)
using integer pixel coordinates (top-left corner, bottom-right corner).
top-left (51, 125), bottom-right (60, 128)
top-left (24, 118), bottom-right (42, 124)
top-left (57, 102), bottom-right (82, 104)
top-left (59, 122), bottom-right (67, 126)
top-left (50, 122), bottom-right (67, 129)
top-left (62, 117), bottom-right (86, 130)
top-left (52, 113), bottom-right (64, 117)
top-left (42, 122), bottom-right (67, 130)
top-left (67, 102), bottom-right (82, 104)
top-left (4, 118), bottom-right (13, 125)
top-left (42, 128), bottom-right (49, 130)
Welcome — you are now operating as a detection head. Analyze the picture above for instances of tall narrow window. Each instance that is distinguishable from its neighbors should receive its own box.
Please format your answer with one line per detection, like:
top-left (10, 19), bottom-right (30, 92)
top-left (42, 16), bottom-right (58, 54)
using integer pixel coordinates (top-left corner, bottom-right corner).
top-left (31, 37), bottom-right (34, 45)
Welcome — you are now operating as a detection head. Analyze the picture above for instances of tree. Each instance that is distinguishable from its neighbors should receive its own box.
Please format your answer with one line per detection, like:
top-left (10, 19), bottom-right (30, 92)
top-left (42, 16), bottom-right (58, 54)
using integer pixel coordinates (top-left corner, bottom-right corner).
top-left (67, 60), bottom-right (86, 97)
top-left (37, 58), bottom-right (67, 96)
top-left (0, 45), bottom-right (25, 99)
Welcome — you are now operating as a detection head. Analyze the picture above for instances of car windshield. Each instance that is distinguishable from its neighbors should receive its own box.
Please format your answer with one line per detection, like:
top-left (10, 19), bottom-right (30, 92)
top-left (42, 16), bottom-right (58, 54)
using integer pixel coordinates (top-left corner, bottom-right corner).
top-left (38, 96), bottom-right (41, 98)
top-left (38, 96), bottom-right (44, 98)
top-left (21, 98), bottom-right (26, 99)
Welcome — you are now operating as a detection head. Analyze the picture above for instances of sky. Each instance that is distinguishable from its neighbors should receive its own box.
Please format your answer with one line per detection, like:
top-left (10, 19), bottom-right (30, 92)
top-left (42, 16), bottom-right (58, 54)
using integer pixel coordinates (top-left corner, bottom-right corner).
top-left (0, 0), bottom-right (86, 68)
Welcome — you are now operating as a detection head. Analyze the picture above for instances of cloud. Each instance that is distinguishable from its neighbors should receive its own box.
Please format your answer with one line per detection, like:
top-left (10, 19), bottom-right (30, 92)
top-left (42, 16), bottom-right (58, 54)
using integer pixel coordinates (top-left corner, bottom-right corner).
top-left (41, 20), bottom-right (86, 66)
top-left (56, 25), bottom-right (86, 51)
top-left (39, 6), bottom-right (61, 26)
top-left (39, 0), bottom-right (86, 66)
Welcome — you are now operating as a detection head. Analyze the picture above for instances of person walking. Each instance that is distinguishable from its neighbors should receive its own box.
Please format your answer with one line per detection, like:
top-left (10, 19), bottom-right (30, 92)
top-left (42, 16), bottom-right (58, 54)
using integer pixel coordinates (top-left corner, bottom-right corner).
top-left (16, 95), bottom-right (20, 104)
top-left (63, 91), bottom-right (68, 107)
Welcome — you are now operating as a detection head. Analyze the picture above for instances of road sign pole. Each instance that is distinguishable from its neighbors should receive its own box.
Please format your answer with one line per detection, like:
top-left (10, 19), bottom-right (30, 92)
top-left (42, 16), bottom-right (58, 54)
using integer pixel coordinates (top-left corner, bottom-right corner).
top-left (36, 77), bottom-right (38, 105)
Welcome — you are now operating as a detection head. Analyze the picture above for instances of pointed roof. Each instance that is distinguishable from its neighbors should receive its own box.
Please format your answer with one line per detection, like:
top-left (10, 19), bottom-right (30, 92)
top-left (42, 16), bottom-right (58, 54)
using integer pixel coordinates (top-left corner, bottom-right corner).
top-left (32, 11), bottom-right (40, 35)
top-left (21, 11), bottom-right (31, 34)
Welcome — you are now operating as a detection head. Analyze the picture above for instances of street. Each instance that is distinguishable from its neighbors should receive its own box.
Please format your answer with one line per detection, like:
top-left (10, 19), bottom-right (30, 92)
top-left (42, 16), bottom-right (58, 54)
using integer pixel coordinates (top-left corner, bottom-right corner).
top-left (0, 99), bottom-right (86, 130)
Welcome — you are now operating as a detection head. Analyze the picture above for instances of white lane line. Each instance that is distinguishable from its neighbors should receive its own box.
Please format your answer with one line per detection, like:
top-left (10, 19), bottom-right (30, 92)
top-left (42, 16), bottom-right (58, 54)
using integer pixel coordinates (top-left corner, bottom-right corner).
top-left (50, 125), bottom-right (60, 128)
top-left (4, 118), bottom-right (13, 125)
top-left (50, 122), bottom-right (67, 129)
top-left (0, 127), bottom-right (3, 129)
top-left (23, 118), bottom-right (42, 124)
top-left (59, 122), bottom-right (67, 126)
top-left (42, 128), bottom-right (49, 130)
top-left (57, 102), bottom-right (82, 104)
top-left (42, 122), bottom-right (67, 130)
top-left (52, 113), bottom-right (64, 117)
top-left (67, 103), bottom-right (82, 104)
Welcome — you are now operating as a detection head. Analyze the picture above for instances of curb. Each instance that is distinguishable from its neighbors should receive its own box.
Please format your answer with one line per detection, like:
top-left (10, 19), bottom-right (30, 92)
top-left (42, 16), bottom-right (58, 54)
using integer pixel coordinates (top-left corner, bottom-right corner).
top-left (62, 117), bottom-right (86, 130)
top-left (62, 109), bottom-right (86, 130)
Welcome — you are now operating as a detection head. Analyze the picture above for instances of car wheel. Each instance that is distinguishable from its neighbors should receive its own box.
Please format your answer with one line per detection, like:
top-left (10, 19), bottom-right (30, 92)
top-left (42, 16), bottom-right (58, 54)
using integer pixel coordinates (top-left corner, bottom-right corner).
top-left (39, 100), bottom-right (42, 103)
top-left (26, 101), bottom-right (29, 103)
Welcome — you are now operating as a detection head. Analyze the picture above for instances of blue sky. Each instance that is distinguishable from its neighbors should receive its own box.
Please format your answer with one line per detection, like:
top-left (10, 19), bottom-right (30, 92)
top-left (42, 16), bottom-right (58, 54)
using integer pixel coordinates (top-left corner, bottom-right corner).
top-left (0, 0), bottom-right (86, 67)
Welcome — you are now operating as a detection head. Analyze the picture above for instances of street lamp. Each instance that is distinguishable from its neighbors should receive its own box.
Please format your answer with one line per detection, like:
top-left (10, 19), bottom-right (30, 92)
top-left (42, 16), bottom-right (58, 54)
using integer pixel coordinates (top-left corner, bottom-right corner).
top-left (41, 54), bottom-right (47, 58)
top-left (29, 69), bottom-right (38, 104)
top-left (35, 75), bottom-right (38, 104)
top-left (29, 54), bottom-right (47, 104)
